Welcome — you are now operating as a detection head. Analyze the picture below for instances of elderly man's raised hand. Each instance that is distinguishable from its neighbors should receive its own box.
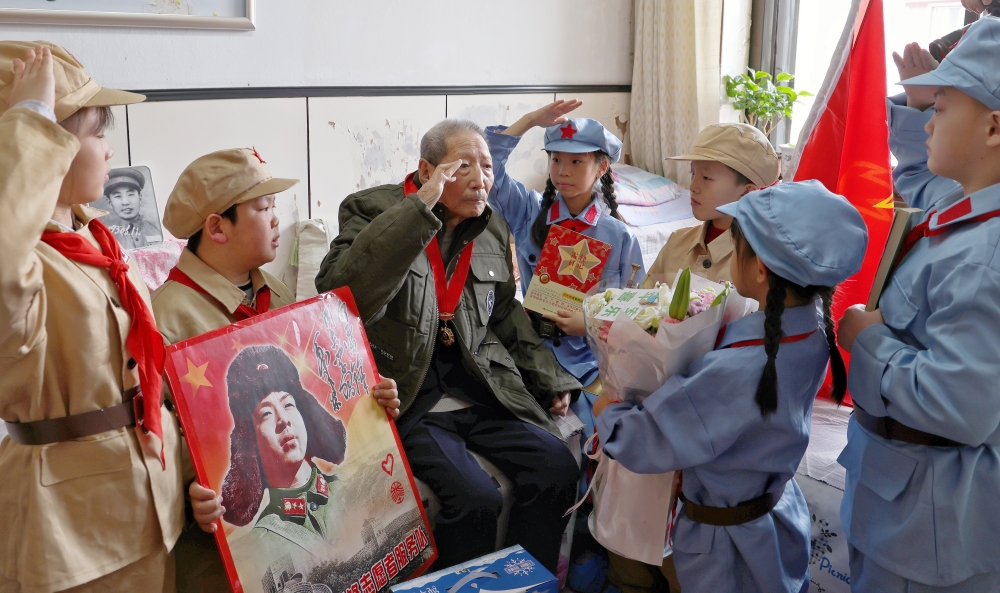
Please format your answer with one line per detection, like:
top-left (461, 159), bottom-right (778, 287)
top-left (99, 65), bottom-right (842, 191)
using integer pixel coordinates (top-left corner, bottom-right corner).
top-left (502, 99), bottom-right (584, 137)
top-left (892, 42), bottom-right (939, 110)
top-left (9, 45), bottom-right (56, 111)
top-left (417, 160), bottom-right (462, 209)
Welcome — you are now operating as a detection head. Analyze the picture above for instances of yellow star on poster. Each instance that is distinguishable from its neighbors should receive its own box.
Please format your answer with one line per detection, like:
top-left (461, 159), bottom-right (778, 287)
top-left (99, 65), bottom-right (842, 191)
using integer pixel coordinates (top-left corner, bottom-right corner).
top-left (231, 338), bottom-right (244, 352)
top-left (182, 359), bottom-right (213, 393)
top-left (558, 239), bottom-right (601, 283)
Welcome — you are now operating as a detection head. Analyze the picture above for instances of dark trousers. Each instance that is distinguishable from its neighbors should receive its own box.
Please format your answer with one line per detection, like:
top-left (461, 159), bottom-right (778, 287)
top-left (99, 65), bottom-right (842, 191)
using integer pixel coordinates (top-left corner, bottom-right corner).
top-left (401, 406), bottom-right (579, 573)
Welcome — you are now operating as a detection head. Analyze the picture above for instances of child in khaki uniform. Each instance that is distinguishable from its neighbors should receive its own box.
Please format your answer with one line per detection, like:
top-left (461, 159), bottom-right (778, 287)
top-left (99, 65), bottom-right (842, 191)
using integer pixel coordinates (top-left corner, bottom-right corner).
top-left (645, 123), bottom-right (780, 287)
top-left (152, 150), bottom-right (401, 591)
top-left (0, 43), bottom-right (183, 593)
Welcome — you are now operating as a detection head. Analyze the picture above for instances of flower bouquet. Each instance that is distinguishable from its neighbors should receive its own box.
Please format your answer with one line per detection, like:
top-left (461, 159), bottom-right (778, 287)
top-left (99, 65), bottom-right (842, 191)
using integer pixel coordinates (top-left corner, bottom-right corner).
top-left (576, 268), bottom-right (755, 565)
top-left (583, 267), bottom-right (754, 403)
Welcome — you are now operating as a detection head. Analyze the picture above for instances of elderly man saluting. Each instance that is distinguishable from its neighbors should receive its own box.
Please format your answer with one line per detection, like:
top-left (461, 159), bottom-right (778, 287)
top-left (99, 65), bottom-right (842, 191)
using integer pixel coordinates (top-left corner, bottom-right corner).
top-left (316, 120), bottom-right (580, 571)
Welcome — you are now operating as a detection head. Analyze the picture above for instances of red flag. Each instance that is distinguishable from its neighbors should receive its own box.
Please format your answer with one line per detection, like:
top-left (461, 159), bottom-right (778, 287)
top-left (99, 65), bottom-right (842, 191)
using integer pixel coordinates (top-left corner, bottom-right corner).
top-left (789, 0), bottom-right (892, 405)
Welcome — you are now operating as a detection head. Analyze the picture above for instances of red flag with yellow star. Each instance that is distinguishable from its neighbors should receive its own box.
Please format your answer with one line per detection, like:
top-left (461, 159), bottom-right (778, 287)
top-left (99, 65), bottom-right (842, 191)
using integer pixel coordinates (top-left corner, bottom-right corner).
top-left (788, 0), bottom-right (892, 405)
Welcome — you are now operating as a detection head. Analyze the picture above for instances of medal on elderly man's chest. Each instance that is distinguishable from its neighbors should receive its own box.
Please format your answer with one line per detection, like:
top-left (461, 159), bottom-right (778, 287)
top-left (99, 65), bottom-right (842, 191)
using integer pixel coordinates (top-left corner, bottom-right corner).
top-left (425, 237), bottom-right (474, 348)
top-left (439, 315), bottom-right (456, 347)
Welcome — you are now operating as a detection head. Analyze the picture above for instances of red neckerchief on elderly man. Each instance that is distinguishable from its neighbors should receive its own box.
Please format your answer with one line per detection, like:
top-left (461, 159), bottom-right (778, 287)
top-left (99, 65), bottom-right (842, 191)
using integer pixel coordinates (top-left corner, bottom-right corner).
top-left (405, 171), bottom-right (474, 347)
top-left (165, 267), bottom-right (271, 321)
top-left (40, 218), bottom-right (166, 468)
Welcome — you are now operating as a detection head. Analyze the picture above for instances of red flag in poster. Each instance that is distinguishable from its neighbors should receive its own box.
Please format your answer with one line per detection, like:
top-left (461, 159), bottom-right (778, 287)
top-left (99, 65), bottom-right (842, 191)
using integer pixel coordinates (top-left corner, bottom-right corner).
top-left (788, 0), bottom-right (892, 405)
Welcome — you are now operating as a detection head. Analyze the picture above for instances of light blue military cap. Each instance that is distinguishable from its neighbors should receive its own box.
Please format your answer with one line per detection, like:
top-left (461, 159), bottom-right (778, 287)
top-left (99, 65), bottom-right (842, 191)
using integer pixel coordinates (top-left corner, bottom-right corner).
top-left (901, 16), bottom-right (1000, 111)
top-left (543, 118), bottom-right (623, 163)
top-left (716, 180), bottom-right (868, 287)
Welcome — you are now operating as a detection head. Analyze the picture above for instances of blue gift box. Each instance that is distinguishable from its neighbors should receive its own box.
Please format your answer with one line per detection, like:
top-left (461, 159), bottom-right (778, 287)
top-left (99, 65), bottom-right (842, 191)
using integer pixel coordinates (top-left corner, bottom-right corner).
top-left (390, 546), bottom-right (558, 593)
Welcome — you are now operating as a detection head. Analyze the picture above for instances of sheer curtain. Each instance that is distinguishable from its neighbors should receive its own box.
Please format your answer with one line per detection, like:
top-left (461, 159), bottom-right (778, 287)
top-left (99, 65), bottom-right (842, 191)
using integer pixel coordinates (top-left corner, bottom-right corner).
top-left (629, 0), bottom-right (725, 186)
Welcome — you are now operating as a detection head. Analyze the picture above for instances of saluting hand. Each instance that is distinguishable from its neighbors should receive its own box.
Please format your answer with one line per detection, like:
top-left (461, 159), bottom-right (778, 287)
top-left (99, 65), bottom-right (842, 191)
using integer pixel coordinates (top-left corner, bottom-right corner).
top-left (892, 42), bottom-right (939, 111)
top-left (961, 0), bottom-right (995, 14)
top-left (502, 99), bottom-right (584, 137)
top-left (416, 160), bottom-right (462, 209)
top-left (190, 481), bottom-right (224, 533)
top-left (372, 377), bottom-right (401, 419)
top-left (9, 45), bottom-right (56, 111)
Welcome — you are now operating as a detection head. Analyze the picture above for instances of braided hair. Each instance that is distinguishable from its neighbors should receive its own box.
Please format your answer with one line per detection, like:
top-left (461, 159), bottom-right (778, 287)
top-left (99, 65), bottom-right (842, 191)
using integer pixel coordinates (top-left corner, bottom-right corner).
top-left (530, 150), bottom-right (625, 247)
top-left (731, 221), bottom-right (847, 417)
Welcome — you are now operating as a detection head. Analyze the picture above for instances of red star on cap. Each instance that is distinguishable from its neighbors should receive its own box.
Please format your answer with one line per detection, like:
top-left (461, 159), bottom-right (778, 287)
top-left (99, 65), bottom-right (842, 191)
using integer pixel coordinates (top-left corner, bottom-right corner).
top-left (559, 123), bottom-right (577, 139)
top-left (251, 147), bottom-right (266, 164)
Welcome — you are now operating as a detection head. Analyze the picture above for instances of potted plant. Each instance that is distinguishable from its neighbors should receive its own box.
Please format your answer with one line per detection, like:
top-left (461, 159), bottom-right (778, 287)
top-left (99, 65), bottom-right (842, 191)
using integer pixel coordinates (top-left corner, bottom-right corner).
top-left (723, 68), bottom-right (812, 136)
top-left (723, 68), bottom-right (812, 175)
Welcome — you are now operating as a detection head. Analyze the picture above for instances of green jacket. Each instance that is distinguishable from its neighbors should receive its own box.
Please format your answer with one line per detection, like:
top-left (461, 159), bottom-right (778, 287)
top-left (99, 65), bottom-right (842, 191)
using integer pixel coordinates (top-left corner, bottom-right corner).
top-left (315, 179), bottom-right (580, 439)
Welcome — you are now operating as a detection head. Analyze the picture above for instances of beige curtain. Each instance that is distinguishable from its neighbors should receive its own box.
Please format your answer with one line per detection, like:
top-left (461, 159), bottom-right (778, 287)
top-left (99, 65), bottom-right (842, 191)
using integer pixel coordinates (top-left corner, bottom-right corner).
top-left (629, 0), bottom-right (724, 186)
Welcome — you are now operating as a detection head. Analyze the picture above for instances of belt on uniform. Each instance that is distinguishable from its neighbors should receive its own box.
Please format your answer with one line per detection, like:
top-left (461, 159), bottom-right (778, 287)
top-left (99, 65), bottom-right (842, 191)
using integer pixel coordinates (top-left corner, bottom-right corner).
top-left (679, 484), bottom-right (784, 527)
top-left (853, 405), bottom-right (965, 447)
top-left (3, 386), bottom-right (140, 446)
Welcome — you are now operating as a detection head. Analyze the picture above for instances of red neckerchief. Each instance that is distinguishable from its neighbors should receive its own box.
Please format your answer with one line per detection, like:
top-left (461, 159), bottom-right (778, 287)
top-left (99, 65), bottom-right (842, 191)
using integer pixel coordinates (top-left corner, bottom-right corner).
top-left (40, 218), bottom-right (166, 467)
top-left (405, 172), bottom-right (475, 344)
top-left (166, 267), bottom-right (271, 321)
top-left (548, 199), bottom-right (598, 233)
top-left (894, 199), bottom-right (1000, 272)
top-left (705, 224), bottom-right (725, 245)
top-left (715, 328), bottom-right (817, 350)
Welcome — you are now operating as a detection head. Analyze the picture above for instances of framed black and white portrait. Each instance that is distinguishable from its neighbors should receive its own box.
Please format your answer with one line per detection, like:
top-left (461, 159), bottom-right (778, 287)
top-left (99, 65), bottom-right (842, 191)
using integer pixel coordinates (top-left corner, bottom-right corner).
top-left (90, 165), bottom-right (164, 250)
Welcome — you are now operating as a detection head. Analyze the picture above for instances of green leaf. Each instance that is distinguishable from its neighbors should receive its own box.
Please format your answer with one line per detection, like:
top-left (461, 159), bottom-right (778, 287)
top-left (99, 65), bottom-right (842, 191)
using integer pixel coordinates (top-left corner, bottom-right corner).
top-left (746, 81), bottom-right (759, 92)
top-left (776, 72), bottom-right (794, 82)
top-left (799, 90), bottom-right (814, 97)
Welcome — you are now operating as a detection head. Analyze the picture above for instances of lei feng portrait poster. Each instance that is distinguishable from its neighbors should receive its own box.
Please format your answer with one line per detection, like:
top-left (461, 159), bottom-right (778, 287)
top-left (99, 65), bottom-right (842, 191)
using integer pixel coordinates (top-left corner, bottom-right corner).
top-left (165, 289), bottom-right (436, 593)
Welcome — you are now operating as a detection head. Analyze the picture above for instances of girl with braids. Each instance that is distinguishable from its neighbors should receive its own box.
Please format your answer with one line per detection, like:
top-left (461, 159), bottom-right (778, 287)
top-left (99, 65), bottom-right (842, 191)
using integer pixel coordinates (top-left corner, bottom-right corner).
top-left (595, 181), bottom-right (867, 593)
top-left (485, 100), bottom-right (644, 404)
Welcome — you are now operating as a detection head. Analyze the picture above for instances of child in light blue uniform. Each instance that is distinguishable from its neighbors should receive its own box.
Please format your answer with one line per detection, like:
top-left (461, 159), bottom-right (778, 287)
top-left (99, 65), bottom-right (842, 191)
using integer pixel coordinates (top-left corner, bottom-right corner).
top-left (485, 102), bottom-right (645, 394)
top-left (836, 18), bottom-right (1000, 592)
top-left (596, 181), bottom-right (868, 593)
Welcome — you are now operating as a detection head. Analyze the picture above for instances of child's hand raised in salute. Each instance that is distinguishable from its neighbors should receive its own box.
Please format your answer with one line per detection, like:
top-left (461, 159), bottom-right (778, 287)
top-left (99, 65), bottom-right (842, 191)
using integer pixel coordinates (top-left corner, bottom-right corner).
top-left (9, 45), bottom-right (55, 111)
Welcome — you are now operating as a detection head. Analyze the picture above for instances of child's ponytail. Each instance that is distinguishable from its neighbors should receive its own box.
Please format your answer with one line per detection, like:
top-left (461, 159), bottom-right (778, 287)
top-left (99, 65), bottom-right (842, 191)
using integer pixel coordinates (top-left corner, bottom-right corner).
top-left (756, 273), bottom-right (788, 417)
top-left (530, 178), bottom-right (559, 247)
top-left (820, 288), bottom-right (848, 404)
top-left (600, 167), bottom-right (625, 223)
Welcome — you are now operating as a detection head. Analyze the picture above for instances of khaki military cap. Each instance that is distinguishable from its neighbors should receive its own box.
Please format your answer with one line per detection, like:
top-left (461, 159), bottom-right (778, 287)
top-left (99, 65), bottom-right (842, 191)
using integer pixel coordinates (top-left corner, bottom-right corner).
top-left (164, 148), bottom-right (299, 239)
top-left (0, 40), bottom-right (144, 122)
top-left (668, 123), bottom-right (780, 188)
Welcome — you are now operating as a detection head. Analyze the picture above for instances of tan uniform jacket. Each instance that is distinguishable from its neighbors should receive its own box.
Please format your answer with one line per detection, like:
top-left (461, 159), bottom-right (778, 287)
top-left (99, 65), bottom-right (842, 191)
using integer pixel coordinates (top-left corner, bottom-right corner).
top-left (151, 248), bottom-right (295, 348)
top-left (645, 222), bottom-right (735, 287)
top-left (0, 109), bottom-right (184, 593)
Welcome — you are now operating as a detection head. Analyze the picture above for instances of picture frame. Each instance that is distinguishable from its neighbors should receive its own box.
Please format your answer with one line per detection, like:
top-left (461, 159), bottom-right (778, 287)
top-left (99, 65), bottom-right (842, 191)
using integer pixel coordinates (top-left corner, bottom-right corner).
top-left (89, 165), bottom-right (164, 250)
top-left (164, 289), bottom-right (436, 593)
top-left (0, 0), bottom-right (255, 30)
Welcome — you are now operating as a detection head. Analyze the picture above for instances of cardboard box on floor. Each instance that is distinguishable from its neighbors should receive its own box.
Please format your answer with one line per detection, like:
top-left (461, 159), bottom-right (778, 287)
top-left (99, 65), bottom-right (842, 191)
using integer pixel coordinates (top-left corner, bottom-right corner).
top-left (391, 546), bottom-right (557, 593)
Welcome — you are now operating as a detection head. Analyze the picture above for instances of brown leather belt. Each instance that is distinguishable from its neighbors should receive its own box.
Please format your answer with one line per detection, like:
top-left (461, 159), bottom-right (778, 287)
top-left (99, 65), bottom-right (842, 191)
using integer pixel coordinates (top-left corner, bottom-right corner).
top-left (679, 485), bottom-right (784, 527)
top-left (3, 386), bottom-right (140, 446)
top-left (854, 405), bottom-right (965, 447)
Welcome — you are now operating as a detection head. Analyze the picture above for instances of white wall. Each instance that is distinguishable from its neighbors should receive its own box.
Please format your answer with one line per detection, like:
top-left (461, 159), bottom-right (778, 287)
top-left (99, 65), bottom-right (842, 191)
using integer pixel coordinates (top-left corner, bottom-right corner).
top-left (0, 0), bottom-right (634, 89)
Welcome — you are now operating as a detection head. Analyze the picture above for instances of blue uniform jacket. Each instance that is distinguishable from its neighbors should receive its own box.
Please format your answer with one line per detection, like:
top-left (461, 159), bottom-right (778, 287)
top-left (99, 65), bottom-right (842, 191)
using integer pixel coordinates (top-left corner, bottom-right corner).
top-left (485, 125), bottom-right (645, 384)
top-left (597, 302), bottom-right (830, 593)
top-left (838, 95), bottom-right (1000, 586)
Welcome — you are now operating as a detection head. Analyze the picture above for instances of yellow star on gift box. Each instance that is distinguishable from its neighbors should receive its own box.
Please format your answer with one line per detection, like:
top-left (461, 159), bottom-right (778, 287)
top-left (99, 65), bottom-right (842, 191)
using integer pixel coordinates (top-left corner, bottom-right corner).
top-left (558, 239), bottom-right (601, 283)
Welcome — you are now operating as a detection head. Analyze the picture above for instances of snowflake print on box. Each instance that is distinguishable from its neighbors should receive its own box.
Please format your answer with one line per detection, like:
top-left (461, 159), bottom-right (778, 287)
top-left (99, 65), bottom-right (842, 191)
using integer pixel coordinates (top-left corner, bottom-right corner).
top-left (165, 289), bottom-right (436, 593)
top-left (504, 557), bottom-right (536, 577)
